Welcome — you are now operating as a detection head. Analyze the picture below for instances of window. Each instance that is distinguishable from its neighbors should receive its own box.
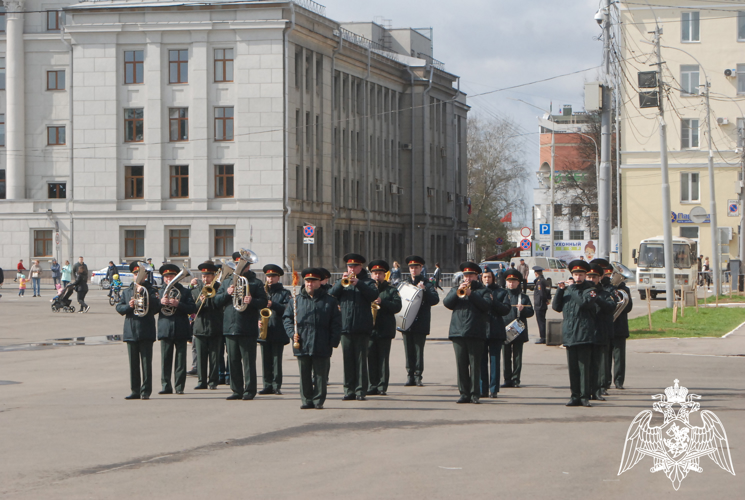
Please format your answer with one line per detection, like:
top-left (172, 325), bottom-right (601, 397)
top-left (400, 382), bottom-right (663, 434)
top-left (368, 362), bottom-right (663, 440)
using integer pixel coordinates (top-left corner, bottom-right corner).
top-left (34, 230), bottom-right (53, 257)
top-left (47, 70), bottom-right (65, 90)
top-left (48, 126), bottom-right (66, 146)
top-left (681, 119), bottom-right (699, 149)
top-left (681, 172), bottom-right (700, 202)
top-left (124, 109), bottom-right (143, 142)
top-left (554, 204), bottom-right (563, 216)
top-left (214, 107), bottom-right (234, 141)
top-left (738, 118), bottom-right (745, 148)
top-left (680, 226), bottom-right (699, 239)
top-left (215, 165), bottom-right (234, 198)
top-left (316, 168), bottom-right (321, 201)
top-left (46, 11), bottom-right (61, 31)
top-left (48, 183), bottom-right (66, 199)
top-left (124, 229), bottom-right (144, 258)
top-left (569, 230), bottom-right (584, 240)
top-left (0, 114), bottom-right (4, 147)
top-left (0, 169), bottom-right (5, 199)
top-left (214, 229), bottom-right (234, 257)
top-left (169, 108), bottom-right (188, 141)
top-left (680, 65), bottom-right (699, 95)
top-left (570, 204), bottom-right (583, 218)
top-left (739, 11), bottom-right (745, 41)
top-left (682, 11), bottom-right (700, 42)
top-left (295, 48), bottom-right (301, 89)
top-left (296, 165), bottom-right (302, 199)
top-left (738, 64), bottom-right (745, 95)
top-left (125, 166), bottom-right (144, 199)
top-left (169, 229), bottom-right (189, 257)
top-left (0, 8), bottom-right (5, 32)
top-left (169, 50), bottom-right (188, 84)
top-left (169, 165), bottom-right (189, 198)
top-left (554, 230), bottom-right (564, 240)
top-left (214, 49), bottom-right (234, 82)
top-left (0, 57), bottom-right (5, 90)
top-left (124, 50), bottom-right (144, 84)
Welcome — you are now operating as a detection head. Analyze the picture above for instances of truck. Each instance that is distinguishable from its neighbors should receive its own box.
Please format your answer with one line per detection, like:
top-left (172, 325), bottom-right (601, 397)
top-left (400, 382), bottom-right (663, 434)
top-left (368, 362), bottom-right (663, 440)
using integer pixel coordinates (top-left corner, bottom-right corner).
top-left (632, 235), bottom-right (698, 300)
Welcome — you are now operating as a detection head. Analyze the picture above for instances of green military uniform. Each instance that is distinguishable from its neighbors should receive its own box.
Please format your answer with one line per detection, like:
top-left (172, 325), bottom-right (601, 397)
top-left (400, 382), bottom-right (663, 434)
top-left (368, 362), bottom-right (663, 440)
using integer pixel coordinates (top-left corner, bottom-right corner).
top-left (330, 254), bottom-right (379, 400)
top-left (216, 266), bottom-right (269, 400)
top-left (480, 282), bottom-right (511, 397)
top-left (401, 255), bottom-right (440, 386)
top-left (259, 264), bottom-right (292, 395)
top-left (502, 269), bottom-right (534, 388)
top-left (283, 268), bottom-right (342, 409)
top-left (157, 266), bottom-right (197, 395)
top-left (588, 264), bottom-right (616, 401)
top-left (366, 261), bottom-right (402, 396)
top-left (443, 262), bottom-right (492, 404)
top-left (116, 262), bottom-right (161, 400)
top-left (191, 262), bottom-right (225, 390)
top-left (552, 260), bottom-right (598, 407)
top-left (610, 280), bottom-right (633, 389)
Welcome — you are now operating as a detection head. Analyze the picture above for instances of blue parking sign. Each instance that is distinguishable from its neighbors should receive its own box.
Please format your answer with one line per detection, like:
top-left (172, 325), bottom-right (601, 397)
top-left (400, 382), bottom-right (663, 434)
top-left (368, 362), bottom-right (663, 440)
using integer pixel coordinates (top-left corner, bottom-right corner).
top-left (539, 224), bottom-right (550, 235)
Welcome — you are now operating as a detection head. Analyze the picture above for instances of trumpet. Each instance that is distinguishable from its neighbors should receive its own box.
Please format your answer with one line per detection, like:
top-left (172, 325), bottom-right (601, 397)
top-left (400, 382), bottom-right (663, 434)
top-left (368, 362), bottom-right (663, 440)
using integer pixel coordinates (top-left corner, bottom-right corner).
top-left (341, 274), bottom-right (353, 287)
top-left (259, 307), bottom-right (272, 339)
top-left (457, 283), bottom-right (471, 298)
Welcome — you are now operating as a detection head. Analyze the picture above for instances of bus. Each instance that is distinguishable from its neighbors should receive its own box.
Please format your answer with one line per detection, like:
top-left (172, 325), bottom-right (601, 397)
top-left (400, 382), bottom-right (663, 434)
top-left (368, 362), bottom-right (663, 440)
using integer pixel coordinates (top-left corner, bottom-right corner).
top-left (632, 236), bottom-right (698, 300)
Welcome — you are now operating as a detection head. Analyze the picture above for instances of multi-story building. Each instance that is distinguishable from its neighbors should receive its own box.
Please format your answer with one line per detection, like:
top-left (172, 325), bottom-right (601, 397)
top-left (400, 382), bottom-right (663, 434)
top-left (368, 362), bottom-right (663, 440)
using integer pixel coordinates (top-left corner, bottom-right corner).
top-left (619, 1), bottom-right (742, 269)
top-left (0, 0), bottom-right (469, 273)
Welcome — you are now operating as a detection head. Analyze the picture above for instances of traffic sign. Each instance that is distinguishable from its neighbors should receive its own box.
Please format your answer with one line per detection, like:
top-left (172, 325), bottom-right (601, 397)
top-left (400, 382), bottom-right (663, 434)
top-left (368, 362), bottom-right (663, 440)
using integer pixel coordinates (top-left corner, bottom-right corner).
top-left (495, 237), bottom-right (504, 245)
top-left (303, 237), bottom-right (314, 244)
top-left (520, 227), bottom-right (532, 238)
top-left (303, 225), bottom-right (315, 238)
top-left (727, 200), bottom-right (740, 217)
top-left (539, 224), bottom-right (550, 235)
top-left (520, 239), bottom-right (531, 250)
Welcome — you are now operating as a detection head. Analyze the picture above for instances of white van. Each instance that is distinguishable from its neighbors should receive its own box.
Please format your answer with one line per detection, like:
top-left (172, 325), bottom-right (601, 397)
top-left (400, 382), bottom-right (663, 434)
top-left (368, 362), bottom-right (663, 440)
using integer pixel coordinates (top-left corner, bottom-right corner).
top-left (509, 257), bottom-right (571, 289)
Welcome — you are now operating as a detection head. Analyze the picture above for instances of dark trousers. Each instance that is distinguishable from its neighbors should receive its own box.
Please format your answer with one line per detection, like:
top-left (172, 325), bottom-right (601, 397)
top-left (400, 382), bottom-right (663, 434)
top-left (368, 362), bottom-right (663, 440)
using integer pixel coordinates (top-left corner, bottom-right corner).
top-left (367, 337), bottom-right (392, 393)
top-left (77, 286), bottom-right (89, 308)
top-left (536, 308), bottom-right (547, 340)
top-left (566, 344), bottom-right (592, 402)
top-left (261, 342), bottom-right (285, 391)
top-left (225, 336), bottom-right (257, 397)
top-left (218, 336), bottom-right (229, 380)
top-left (503, 341), bottom-right (524, 385)
top-left (402, 331), bottom-right (426, 379)
top-left (194, 335), bottom-right (221, 387)
top-left (127, 340), bottom-right (153, 398)
top-left (341, 333), bottom-right (369, 397)
top-left (451, 337), bottom-right (484, 398)
top-left (603, 341), bottom-right (613, 390)
top-left (298, 355), bottom-right (330, 407)
top-left (480, 339), bottom-right (503, 395)
top-left (590, 343), bottom-right (605, 397)
top-left (611, 337), bottom-right (627, 387)
top-left (160, 338), bottom-right (187, 392)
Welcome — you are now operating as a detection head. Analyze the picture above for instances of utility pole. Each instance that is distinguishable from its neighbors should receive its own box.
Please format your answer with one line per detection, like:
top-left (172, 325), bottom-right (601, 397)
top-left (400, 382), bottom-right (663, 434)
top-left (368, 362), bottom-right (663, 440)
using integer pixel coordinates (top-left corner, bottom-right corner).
top-left (598, 0), bottom-right (612, 259)
top-left (740, 126), bottom-right (745, 291)
top-left (653, 27), bottom-right (676, 309)
top-left (704, 83), bottom-right (721, 297)
top-left (550, 116), bottom-right (555, 257)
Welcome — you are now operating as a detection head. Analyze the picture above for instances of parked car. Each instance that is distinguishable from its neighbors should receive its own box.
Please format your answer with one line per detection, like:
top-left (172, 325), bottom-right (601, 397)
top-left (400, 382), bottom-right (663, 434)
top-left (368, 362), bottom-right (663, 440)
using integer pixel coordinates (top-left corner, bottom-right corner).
top-left (509, 256), bottom-right (571, 289)
top-left (91, 264), bottom-right (163, 289)
top-left (479, 261), bottom-right (509, 274)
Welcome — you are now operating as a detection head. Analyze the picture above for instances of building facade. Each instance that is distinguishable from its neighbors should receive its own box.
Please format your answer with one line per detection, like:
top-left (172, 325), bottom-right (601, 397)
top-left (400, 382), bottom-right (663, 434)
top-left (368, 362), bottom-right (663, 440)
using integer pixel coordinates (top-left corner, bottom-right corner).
top-left (0, 0), bottom-right (469, 273)
top-left (619, 1), bottom-right (743, 269)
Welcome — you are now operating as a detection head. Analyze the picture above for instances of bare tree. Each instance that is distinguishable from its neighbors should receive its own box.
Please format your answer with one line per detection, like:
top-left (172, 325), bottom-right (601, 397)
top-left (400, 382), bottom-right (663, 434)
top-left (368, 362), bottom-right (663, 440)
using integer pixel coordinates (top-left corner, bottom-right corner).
top-left (467, 115), bottom-right (530, 262)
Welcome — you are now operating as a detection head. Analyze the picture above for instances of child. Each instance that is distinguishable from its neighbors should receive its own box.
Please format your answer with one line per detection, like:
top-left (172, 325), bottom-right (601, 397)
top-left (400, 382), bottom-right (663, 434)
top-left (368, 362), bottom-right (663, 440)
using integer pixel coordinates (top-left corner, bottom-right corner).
top-left (51, 283), bottom-right (64, 302)
top-left (18, 275), bottom-right (27, 296)
top-left (111, 274), bottom-right (123, 292)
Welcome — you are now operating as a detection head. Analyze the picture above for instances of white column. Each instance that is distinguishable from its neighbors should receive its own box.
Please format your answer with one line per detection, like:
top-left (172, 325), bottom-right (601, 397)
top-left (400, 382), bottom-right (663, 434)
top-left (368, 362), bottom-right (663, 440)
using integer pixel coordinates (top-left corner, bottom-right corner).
top-left (4, 0), bottom-right (25, 199)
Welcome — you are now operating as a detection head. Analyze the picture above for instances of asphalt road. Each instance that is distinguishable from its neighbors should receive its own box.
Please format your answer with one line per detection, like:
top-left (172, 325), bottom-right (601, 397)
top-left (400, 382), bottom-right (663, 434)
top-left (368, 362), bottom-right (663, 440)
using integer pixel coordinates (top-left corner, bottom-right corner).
top-left (0, 286), bottom-right (743, 499)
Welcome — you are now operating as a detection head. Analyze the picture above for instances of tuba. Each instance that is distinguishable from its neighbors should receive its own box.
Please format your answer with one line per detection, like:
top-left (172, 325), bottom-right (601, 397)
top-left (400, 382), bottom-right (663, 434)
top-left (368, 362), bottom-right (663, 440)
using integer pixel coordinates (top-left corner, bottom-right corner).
top-left (133, 262), bottom-right (150, 317)
top-left (160, 264), bottom-right (193, 316)
top-left (610, 263), bottom-right (630, 321)
top-left (233, 248), bottom-right (259, 312)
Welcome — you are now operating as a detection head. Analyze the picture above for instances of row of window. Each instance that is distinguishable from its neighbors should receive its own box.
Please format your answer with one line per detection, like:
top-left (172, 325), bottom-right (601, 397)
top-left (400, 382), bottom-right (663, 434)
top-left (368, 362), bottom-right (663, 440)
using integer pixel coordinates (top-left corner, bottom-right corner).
top-left (0, 9), bottom-right (63, 33)
top-left (682, 11), bottom-right (745, 42)
top-left (124, 107), bottom-right (233, 143)
top-left (680, 64), bottom-right (745, 95)
top-left (124, 165), bottom-right (234, 199)
top-left (552, 230), bottom-right (587, 241)
top-left (124, 49), bottom-right (234, 85)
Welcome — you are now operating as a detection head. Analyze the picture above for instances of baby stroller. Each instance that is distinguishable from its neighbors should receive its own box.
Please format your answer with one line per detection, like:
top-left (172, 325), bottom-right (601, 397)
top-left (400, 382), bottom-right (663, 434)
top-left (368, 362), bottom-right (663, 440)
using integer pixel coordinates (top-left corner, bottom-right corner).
top-left (51, 284), bottom-right (77, 313)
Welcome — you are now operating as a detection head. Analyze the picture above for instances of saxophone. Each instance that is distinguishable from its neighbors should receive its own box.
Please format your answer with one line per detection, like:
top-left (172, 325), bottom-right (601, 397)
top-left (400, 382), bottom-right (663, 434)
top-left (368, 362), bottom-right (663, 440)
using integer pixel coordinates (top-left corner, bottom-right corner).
top-left (259, 280), bottom-right (273, 339)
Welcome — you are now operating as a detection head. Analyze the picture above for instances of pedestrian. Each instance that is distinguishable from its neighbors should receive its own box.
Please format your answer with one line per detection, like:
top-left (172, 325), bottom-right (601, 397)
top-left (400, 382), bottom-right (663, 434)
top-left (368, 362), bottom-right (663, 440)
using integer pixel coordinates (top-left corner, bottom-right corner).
top-left (390, 261), bottom-right (402, 284)
top-left (16, 259), bottom-right (26, 282)
top-left (72, 256), bottom-right (85, 280)
top-left (703, 257), bottom-right (712, 288)
top-left (258, 264), bottom-right (292, 396)
top-left (697, 255), bottom-right (703, 286)
top-left (116, 261), bottom-right (161, 400)
top-left (146, 258), bottom-right (155, 285)
top-left (501, 269), bottom-right (534, 388)
top-left (105, 261), bottom-right (117, 297)
top-left (497, 264), bottom-right (507, 288)
top-left (366, 260), bottom-right (402, 396)
top-left (61, 260), bottom-right (72, 289)
top-left (401, 255), bottom-right (439, 386)
top-left (532, 266), bottom-right (551, 344)
top-left (51, 259), bottom-right (61, 288)
top-left (19, 274), bottom-right (28, 296)
top-left (283, 268), bottom-right (343, 409)
top-left (443, 262), bottom-right (492, 404)
top-left (433, 263), bottom-right (444, 291)
top-left (517, 258), bottom-right (530, 293)
top-left (0, 266), bottom-right (4, 299)
top-left (479, 268), bottom-right (511, 398)
top-left (29, 260), bottom-right (42, 297)
top-left (72, 262), bottom-right (90, 313)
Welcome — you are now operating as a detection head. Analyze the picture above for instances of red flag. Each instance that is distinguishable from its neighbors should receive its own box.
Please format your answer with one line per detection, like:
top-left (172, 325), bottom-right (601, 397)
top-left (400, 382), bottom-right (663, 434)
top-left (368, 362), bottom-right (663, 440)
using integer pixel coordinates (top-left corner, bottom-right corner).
top-left (500, 212), bottom-right (512, 223)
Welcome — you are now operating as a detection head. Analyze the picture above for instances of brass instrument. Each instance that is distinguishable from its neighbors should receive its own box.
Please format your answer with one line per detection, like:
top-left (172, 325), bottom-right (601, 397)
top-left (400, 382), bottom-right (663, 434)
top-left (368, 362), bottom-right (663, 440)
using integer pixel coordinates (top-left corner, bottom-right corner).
top-left (371, 281), bottom-right (381, 325)
top-left (259, 307), bottom-right (272, 340)
top-left (611, 263), bottom-right (630, 321)
top-left (232, 248), bottom-right (258, 312)
top-left (133, 262), bottom-right (150, 317)
top-left (194, 266), bottom-right (224, 319)
top-left (341, 275), bottom-right (353, 287)
top-left (457, 282), bottom-right (471, 298)
top-left (220, 259), bottom-right (236, 282)
top-left (160, 264), bottom-right (193, 316)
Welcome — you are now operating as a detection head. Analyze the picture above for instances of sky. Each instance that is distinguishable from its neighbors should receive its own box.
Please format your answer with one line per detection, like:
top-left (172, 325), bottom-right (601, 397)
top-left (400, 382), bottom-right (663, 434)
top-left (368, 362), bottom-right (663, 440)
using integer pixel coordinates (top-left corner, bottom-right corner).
top-left (321, 0), bottom-right (604, 223)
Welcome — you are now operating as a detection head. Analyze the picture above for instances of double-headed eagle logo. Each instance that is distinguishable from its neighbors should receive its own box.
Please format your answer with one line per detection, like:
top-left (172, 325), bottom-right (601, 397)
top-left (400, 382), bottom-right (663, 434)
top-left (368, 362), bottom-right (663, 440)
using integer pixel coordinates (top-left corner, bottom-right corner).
top-left (618, 380), bottom-right (735, 490)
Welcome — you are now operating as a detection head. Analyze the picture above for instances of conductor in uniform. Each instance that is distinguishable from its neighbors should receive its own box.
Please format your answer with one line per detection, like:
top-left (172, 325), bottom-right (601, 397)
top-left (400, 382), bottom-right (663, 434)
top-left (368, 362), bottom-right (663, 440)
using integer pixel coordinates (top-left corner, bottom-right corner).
top-left (552, 260), bottom-right (598, 407)
top-left (532, 266), bottom-right (551, 344)
top-left (401, 255), bottom-right (440, 386)
top-left (444, 262), bottom-right (492, 404)
top-left (116, 261), bottom-right (161, 400)
top-left (283, 268), bottom-right (342, 409)
top-left (366, 260), bottom-right (402, 396)
top-left (258, 264), bottom-right (292, 395)
top-left (502, 269), bottom-right (534, 388)
top-left (157, 264), bottom-right (197, 395)
top-left (330, 253), bottom-right (379, 401)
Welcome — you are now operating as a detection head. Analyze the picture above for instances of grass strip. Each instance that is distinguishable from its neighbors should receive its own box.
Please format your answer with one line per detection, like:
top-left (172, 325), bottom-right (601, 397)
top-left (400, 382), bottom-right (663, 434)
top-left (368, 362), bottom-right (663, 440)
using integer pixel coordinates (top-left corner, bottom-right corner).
top-left (698, 294), bottom-right (745, 304)
top-left (628, 306), bottom-right (745, 339)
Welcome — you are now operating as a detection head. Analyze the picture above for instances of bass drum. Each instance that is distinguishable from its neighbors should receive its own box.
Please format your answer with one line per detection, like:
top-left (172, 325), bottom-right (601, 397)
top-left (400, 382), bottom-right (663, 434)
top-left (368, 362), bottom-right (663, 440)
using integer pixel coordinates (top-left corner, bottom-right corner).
top-left (396, 282), bottom-right (423, 332)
